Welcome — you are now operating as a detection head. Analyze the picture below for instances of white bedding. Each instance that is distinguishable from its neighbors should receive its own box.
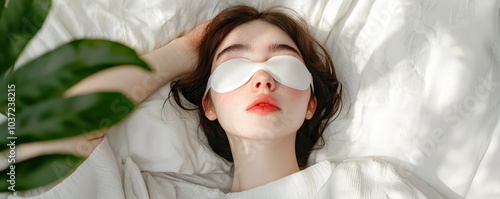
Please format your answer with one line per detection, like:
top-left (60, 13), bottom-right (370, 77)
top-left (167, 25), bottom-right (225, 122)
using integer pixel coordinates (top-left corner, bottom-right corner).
top-left (5, 0), bottom-right (500, 198)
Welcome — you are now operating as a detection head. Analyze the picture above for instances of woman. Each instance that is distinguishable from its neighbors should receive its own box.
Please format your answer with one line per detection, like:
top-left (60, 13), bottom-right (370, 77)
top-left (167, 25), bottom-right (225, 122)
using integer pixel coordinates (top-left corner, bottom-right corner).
top-left (9, 5), bottom-right (442, 199)
top-left (169, 5), bottom-right (341, 192)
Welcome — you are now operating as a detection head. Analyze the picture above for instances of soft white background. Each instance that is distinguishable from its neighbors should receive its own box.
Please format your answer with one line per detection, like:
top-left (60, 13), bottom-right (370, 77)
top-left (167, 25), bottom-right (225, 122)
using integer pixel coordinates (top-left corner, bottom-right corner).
top-left (6, 0), bottom-right (500, 198)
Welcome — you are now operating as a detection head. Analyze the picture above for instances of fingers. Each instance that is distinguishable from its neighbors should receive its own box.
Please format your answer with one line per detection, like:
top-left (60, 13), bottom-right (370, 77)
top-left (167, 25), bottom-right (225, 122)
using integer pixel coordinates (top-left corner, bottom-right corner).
top-left (181, 21), bottom-right (211, 50)
top-left (5, 129), bottom-right (107, 165)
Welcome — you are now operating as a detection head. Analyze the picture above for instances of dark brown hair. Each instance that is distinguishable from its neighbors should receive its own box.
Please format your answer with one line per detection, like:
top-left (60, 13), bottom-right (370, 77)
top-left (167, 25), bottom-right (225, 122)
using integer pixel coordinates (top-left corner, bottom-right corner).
top-left (170, 5), bottom-right (342, 168)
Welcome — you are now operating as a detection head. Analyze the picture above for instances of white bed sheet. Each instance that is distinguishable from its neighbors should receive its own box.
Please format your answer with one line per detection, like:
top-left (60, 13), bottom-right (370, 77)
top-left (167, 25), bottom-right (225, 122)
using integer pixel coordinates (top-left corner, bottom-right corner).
top-left (7, 0), bottom-right (500, 198)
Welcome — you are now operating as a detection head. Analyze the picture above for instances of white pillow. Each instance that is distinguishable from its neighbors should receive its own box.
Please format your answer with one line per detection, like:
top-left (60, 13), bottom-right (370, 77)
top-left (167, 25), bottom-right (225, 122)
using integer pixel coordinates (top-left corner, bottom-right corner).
top-left (106, 83), bottom-right (231, 174)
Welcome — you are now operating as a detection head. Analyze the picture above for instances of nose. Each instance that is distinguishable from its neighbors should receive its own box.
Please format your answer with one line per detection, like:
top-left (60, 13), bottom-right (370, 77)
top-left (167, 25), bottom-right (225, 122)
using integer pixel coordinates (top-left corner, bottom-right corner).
top-left (250, 70), bottom-right (276, 91)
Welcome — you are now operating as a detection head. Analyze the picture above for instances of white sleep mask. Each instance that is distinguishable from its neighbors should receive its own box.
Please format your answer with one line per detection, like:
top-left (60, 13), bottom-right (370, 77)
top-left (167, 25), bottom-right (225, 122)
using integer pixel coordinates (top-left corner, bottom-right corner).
top-left (205, 55), bottom-right (314, 95)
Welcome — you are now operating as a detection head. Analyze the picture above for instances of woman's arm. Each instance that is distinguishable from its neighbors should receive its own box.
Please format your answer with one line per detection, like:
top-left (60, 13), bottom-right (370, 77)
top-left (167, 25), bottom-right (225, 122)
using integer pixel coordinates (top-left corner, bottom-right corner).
top-left (65, 37), bottom-right (197, 103)
top-left (66, 21), bottom-right (207, 103)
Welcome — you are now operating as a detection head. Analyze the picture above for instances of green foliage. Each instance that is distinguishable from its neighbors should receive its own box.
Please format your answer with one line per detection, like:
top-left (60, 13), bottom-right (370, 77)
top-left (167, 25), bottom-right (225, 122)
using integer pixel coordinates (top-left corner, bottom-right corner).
top-left (0, 0), bottom-right (6, 18)
top-left (0, 39), bottom-right (150, 113)
top-left (0, 0), bottom-right (151, 192)
top-left (0, 92), bottom-right (135, 150)
top-left (0, 155), bottom-right (85, 192)
top-left (0, 0), bottom-right (51, 76)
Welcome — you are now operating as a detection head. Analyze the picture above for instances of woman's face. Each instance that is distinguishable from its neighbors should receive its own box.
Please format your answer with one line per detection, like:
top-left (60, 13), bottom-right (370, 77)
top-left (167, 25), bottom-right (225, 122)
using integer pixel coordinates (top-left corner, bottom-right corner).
top-left (203, 20), bottom-right (316, 140)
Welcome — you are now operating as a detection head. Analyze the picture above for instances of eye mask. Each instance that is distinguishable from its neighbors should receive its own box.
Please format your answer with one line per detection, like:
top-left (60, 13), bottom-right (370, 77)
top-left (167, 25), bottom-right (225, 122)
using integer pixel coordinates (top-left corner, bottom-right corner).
top-left (205, 55), bottom-right (314, 95)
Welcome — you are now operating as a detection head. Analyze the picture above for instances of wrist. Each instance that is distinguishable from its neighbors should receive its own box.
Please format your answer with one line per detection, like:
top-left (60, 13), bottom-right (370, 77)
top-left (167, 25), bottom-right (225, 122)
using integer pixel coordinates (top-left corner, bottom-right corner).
top-left (142, 38), bottom-right (198, 78)
top-left (176, 37), bottom-right (198, 53)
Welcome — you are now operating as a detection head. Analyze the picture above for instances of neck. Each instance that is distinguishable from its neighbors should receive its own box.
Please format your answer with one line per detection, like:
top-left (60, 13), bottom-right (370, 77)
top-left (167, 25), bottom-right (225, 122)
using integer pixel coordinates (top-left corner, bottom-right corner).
top-left (228, 133), bottom-right (300, 192)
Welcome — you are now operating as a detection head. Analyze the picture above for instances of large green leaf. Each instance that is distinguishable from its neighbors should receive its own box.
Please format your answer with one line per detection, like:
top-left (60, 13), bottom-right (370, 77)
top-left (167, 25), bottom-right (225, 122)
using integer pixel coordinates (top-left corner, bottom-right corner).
top-left (0, 39), bottom-right (151, 114)
top-left (0, 92), bottom-right (135, 150)
top-left (0, 0), bottom-right (6, 18)
top-left (0, 154), bottom-right (84, 192)
top-left (0, 0), bottom-right (51, 75)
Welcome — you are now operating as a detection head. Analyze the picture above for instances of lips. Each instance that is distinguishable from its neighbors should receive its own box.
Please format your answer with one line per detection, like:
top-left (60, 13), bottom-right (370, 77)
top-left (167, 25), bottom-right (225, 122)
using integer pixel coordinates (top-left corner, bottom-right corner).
top-left (246, 94), bottom-right (281, 114)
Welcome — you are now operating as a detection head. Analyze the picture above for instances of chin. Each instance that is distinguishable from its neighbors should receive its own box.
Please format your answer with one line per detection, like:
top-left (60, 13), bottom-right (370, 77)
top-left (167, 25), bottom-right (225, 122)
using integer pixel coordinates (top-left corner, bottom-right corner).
top-left (233, 126), bottom-right (297, 140)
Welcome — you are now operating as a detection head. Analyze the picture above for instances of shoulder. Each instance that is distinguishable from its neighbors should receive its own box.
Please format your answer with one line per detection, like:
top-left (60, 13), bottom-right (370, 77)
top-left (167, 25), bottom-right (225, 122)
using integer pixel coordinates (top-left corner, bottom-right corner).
top-left (326, 156), bottom-right (411, 187)
top-left (331, 156), bottom-right (406, 174)
top-left (317, 157), bottom-right (443, 199)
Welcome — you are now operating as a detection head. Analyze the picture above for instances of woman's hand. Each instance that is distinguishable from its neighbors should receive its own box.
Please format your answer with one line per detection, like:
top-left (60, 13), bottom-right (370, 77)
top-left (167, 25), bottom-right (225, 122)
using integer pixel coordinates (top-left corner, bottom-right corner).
top-left (177, 21), bottom-right (210, 52)
top-left (141, 21), bottom-right (208, 81)
top-left (0, 129), bottom-right (105, 171)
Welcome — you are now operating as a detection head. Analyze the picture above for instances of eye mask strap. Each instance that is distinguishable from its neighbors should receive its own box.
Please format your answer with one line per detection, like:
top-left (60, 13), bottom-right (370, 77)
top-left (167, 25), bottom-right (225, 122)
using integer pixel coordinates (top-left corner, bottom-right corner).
top-left (205, 55), bottom-right (313, 95)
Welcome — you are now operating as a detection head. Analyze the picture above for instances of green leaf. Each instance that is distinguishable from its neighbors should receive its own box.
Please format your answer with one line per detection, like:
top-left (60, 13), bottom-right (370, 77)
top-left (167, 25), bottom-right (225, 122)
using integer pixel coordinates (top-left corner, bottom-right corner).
top-left (0, 39), bottom-right (151, 114)
top-left (0, 154), bottom-right (84, 192)
top-left (0, 0), bottom-right (51, 76)
top-left (0, 92), bottom-right (135, 150)
top-left (0, 0), bottom-right (6, 19)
